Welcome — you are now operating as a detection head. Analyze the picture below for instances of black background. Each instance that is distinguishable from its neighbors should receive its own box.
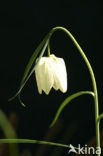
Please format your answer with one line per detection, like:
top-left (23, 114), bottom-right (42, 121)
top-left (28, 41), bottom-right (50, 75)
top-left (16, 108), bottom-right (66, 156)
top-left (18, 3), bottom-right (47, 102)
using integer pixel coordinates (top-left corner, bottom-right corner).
top-left (0, 0), bottom-right (103, 155)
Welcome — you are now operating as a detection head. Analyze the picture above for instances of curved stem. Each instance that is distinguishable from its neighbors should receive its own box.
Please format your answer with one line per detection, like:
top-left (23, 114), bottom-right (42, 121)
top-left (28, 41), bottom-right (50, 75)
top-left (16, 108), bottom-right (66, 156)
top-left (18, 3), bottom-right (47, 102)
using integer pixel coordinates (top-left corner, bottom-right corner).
top-left (48, 26), bottom-right (100, 156)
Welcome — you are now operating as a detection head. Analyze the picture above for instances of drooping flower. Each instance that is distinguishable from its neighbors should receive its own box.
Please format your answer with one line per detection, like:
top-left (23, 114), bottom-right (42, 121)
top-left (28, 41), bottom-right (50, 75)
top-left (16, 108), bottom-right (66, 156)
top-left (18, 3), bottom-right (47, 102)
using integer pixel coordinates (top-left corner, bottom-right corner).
top-left (35, 54), bottom-right (67, 94)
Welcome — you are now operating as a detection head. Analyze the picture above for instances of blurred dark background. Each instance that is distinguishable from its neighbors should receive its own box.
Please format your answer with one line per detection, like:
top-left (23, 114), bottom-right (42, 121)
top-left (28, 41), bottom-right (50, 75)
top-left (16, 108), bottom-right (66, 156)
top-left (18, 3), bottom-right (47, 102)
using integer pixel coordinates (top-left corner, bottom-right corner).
top-left (0, 0), bottom-right (103, 155)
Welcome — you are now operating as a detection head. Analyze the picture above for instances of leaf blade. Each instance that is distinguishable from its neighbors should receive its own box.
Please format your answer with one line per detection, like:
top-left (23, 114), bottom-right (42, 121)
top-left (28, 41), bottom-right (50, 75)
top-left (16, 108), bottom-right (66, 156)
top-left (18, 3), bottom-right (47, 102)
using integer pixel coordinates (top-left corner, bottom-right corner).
top-left (18, 38), bottom-right (49, 106)
top-left (20, 34), bottom-right (49, 86)
top-left (9, 34), bottom-right (50, 103)
top-left (49, 91), bottom-right (94, 128)
top-left (0, 139), bottom-right (70, 149)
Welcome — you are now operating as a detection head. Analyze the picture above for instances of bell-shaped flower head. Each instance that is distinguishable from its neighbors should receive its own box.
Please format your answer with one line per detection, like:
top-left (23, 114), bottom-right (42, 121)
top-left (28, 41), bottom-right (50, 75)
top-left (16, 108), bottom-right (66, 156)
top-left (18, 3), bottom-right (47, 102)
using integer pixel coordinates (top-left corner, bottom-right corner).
top-left (35, 54), bottom-right (67, 94)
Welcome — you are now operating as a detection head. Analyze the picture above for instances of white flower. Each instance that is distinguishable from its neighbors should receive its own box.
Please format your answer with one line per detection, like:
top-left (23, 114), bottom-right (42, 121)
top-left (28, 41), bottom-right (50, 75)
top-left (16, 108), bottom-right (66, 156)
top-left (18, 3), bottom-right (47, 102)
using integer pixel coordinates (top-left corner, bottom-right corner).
top-left (35, 54), bottom-right (67, 94)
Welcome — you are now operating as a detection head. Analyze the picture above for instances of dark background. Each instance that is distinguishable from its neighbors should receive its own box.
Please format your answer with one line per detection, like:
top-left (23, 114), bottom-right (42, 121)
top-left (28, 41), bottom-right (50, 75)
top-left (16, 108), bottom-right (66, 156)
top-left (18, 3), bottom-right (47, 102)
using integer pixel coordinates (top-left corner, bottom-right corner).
top-left (0, 0), bottom-right (103, 155)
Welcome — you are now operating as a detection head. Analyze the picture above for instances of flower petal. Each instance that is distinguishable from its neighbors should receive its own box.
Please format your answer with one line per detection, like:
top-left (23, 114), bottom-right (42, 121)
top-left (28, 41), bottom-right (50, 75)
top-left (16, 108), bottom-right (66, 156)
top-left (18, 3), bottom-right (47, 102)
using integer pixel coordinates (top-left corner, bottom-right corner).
top-left (50, 55), bottom-right (67, 93)
top-left (35, 57), bottom-right (54, 94)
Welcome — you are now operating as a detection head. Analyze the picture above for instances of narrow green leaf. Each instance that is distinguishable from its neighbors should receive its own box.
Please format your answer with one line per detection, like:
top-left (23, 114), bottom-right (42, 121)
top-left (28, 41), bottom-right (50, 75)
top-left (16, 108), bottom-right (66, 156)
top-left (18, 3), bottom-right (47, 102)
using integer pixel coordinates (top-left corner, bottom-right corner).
top-left (0, 139), bottom-right (70, 149)
top-left (20, 37), bottom-right (49, 92)
top-left (0, 110), bottom-right (19, 156)
top-left (17, 38), bottom-right (49, 106)
top-left (97, 113), bottom-right (103, 122)
top-left (9, 34), bottom-right (50, 104)
top-left (20, 34), bottom-right (49, 86)
top-left (50, 91), bottom-right (94, 128)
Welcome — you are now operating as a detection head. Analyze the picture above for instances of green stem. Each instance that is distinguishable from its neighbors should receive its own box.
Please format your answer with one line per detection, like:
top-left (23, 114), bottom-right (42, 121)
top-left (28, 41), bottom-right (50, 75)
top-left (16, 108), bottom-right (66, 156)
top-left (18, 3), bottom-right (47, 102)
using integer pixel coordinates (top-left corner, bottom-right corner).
top-left (97, 113), bottom-right (103, 122)
top-left (48, 26), bottom-right (100, 156)
top-left (48, 40), bottom-right (51, 56)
